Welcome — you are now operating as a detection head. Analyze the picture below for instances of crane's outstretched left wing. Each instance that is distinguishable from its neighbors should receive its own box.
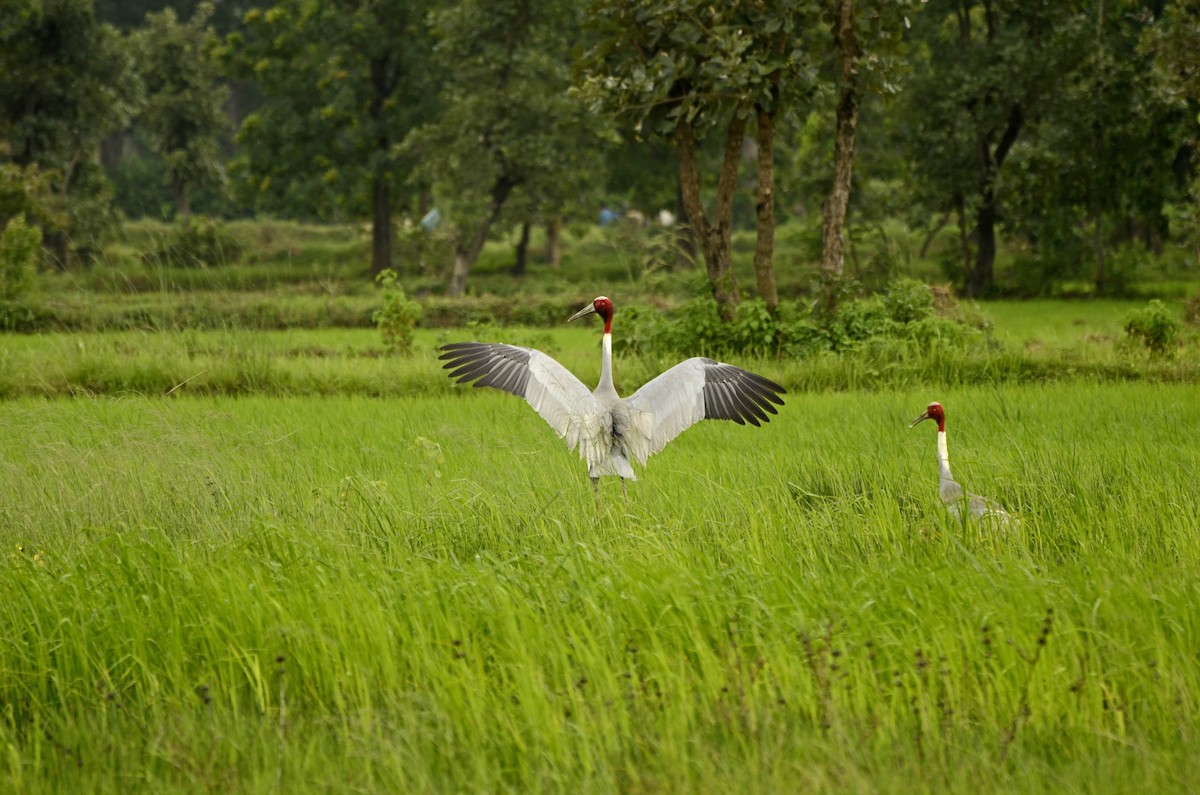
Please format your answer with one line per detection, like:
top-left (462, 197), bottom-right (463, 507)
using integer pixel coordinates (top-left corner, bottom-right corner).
top-left (620, 357), bottom-right (785, 465)
top-left (438, 342), bottom-right (607, 464)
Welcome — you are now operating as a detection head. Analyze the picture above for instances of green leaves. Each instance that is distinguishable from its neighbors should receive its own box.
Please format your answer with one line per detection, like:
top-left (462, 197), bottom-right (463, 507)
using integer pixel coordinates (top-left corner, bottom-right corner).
top-left (131, 3), bottom-right (230, 216)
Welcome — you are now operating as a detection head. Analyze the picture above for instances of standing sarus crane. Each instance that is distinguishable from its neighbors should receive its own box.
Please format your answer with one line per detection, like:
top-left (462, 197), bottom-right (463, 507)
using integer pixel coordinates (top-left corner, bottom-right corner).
top-left (439, 296), bottom-right (786, 495)
top-left (910, 401), bottom-right (1014, 526)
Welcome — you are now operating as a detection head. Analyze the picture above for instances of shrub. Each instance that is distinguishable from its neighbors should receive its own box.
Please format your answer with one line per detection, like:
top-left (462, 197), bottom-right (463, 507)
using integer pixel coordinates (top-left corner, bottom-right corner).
top-left (0, 214), bottom-right (43, 330)
top-left (0, 213), bottom-right (40, 301)
top-left (1183, 290), bottom-right (1200, 328)
top-left (620, 279), bottom-right (995, 361)
top-left (373, 268), bottom-right (422, 354)
top-left (882, 276), bottom-right (934, 324)
top-left (1122, 300), bottom-right (1180, 358)
top-left (142, 217), bottom-right (243, 268)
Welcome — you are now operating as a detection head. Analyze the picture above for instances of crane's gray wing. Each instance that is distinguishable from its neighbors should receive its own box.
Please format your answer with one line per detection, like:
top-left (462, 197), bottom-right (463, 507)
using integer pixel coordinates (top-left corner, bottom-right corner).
top-left (438, 342), bottom-right (607, 462)
top-left (619, 357), bottom-right (785, 465)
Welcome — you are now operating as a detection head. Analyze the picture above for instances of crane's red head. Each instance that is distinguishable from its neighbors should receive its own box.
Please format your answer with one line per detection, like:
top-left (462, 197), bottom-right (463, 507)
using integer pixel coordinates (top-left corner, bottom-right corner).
top-left (568, 295), bottom-right (615, 333)
top-left (909, 401), bottom-right (946, 432)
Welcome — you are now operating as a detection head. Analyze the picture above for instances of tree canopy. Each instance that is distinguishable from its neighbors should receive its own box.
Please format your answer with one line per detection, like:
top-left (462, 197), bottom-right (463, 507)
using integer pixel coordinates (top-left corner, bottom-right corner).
top-left (0, 0), bottom-right (1196, 301)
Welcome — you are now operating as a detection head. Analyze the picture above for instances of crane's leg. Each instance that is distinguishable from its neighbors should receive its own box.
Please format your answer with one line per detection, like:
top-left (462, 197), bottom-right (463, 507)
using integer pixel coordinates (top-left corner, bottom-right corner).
top-left (591, 477), bottom-right (601, 513)
top-left (621, 478), bottom-right (628, 503)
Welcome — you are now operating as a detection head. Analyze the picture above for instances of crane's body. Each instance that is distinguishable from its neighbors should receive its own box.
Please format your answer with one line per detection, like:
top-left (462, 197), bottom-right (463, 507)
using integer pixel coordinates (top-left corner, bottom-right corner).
top-left (911, 402), bottom-right (1013, 526)
top-left (439, 296), bottom-right (786, 492)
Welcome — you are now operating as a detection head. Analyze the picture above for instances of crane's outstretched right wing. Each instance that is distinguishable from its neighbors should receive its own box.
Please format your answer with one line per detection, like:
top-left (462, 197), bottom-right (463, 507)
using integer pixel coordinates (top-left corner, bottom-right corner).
top-left (620, 357), bottom-right (785, 465)
top-left (438, 342), bottom-right (606, 462)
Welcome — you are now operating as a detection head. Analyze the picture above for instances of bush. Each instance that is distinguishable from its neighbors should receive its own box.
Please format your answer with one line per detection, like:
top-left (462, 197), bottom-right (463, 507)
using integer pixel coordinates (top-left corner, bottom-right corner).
top-left (620, 279), bottom-right (995, 361)
top-left (1122, 300), bottom-right (1181, 358)
top-left (882, 276), bottom-right (934, 324)
top-left (0, 213), bottom-right (40, 301)
top-left (373, 268), bottom-right (422, 354)
top-left (1183, 290), bottom-right (1200, 328)
top-left (0, 214), bottom-right (43, 331)
top-left (142, 217), bottom-right (243, 268)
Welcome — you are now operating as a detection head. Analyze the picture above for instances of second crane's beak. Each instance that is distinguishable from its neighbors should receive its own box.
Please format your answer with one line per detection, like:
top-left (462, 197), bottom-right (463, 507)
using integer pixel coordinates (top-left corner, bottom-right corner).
top-left (909, 410), bottom-right (931, 428)
top-left (568, 303), bottom-right (597, 323)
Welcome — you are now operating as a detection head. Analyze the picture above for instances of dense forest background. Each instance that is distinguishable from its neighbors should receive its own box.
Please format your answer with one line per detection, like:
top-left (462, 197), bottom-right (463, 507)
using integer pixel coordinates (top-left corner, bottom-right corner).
top-left (2, 0), bottom-right (1199, 304)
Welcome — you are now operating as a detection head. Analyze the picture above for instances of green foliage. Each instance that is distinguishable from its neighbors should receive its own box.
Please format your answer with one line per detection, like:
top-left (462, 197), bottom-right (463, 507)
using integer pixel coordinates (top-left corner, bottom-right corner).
top-left (373, 268), bottom-right (422, 355)
top-left (0, 214), bottom-right (42, 330)
top-left (0, 160), bottom-right (67, 234)
top-left (221, 0), bottom-right (435, 221)
top-left (0, 0), bottom-right (141, 263)
top-left (576, 0), bottom-right (826, 138)
top-left (1184, 290), bottom-right (1200, 328)
top-left (1122, 299), bottom-right (1181, 358)
top-left (882, 276), bottom-right (934, 324)
top-left (131, 2), bottom-right (230, 216)
top-left (142, 217), bottom-right (243, 268)
top-left (411, 0), bottom-right (610, 294)
top-left (623, 279), bottom-right (989, 361)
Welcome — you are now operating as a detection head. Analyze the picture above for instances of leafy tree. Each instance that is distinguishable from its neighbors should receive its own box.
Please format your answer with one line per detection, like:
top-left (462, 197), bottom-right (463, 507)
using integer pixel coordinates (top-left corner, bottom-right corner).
top-left (899, 0), bottom-right (1076, 297)
top-left (0, 0), bottom-right (141, 266)
top-left (95, 0), bottom-right (271, 33)
top-left (132, 2), bottom-right (230, 218)
top-left (223, 0), bottom-right (435, 275)
top-left (1144, 0), bottom-right (1200, 254)
top-left (578, 0), bottom-right (824, 318)
top-left (1005, 1), bottom-right (1188, 295)
top-left (410, 0), bottom-right (608, 296)
top-left (817, 0), bottom-right (917, 308)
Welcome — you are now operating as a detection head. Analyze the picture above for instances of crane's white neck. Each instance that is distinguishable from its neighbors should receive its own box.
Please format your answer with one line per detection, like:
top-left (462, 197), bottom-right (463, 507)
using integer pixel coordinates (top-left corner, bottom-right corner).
top-left (936, 430), bottom-right (954, 482)
top-left (598, 333), bottom-right (617, 396)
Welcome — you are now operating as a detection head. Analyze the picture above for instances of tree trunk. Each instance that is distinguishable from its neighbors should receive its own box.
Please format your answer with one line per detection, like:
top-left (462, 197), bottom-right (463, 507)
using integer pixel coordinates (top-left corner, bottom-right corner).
top-left (448, 176), bottom-right (516, 296)
top-left (965, 103), bottom-right (1022, 298)
top-left (820, 0), bottom-right (861, 313)
top-left (371, 174), bottom-right (393, 276)
top-left (512, 220), bottom-right (531, 276)
top-left (955, 193), bottom-right (971, 290)
top-left (544, 217), bottom-right (562, 267)
top-left (169, 170), bottom-right (191, 219)
top-left (967, 190), bottom-right (997, 298)
top-left (1092, 214), bottom-right (1106, 294)
top-left (920, 212), bottom-right (952, 258)
top-left (674, 175), bottom-right (696, 269)
top-left (675, 118), bottom-right (744, 321)
top-left (753, 108), bottom-right (779, 313)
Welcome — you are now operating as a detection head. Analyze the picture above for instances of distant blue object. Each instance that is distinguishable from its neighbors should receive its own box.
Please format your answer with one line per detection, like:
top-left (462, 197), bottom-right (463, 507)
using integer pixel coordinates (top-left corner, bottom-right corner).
top-left (421, 208), bottom-right (441, 232)
top-left (599, 206), bottom-right (618, 226)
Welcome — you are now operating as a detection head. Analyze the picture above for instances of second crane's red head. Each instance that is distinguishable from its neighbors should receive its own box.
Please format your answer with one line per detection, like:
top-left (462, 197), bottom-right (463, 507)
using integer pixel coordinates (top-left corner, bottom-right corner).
top-left (568, 296), bottom-right (615, 333)
top-left (910, 401), bottom-right (946, 432)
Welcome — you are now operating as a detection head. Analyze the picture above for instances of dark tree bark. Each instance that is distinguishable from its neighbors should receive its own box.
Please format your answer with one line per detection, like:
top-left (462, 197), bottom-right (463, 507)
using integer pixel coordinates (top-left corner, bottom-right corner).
top-left (675, 117), bottom-right (745, 321)
top-left (820, 0), bottom-right (861, 312)
top-left (448, 175), bottom-right (517, 296)
top-left (371, 174), bottom-right (393, 276)
top-left (169, 170), bottom-right (191, 219)
top-left (544, 217), bottom-right (562, 268)
top-left (366, 40), bottom-right (402, 277)
top-left (512, 219), bottom-right (531, 276)
top-left (965, 102), bottom-right (1022, 298)
top-left (674, 175), bottom-right (696, 269)
top-left (753, 107), bottom-right (779, 313)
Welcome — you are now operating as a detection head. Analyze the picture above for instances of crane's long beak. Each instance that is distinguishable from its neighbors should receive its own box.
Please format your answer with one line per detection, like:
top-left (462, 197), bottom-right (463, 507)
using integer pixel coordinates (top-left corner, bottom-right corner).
top-left (568, 303), bottom-right (597, 323)
top-left (909, 410), bottom-right (931, 428)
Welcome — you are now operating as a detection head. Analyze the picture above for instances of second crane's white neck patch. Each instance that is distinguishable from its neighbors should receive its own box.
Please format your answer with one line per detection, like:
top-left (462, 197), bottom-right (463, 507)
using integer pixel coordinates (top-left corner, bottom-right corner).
top-left (936, 430), bottom-right (954, 482)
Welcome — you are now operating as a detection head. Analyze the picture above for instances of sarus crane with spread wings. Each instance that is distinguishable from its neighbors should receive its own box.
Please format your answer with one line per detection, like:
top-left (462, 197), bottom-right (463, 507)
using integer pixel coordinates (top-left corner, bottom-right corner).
top-left (439, 296), bottom-right (786, 495)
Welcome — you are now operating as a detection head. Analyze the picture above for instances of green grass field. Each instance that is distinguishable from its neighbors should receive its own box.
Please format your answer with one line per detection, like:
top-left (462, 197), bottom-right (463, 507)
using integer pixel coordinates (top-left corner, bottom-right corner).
top-left (4, 219), bottom-right (1200, 791)
top-left (2, 364), bottom-right (1199, 790)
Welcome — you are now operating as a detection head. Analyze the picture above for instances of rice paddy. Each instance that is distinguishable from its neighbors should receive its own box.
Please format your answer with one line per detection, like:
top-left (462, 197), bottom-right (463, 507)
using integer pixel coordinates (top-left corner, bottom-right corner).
top-left (2, 322), bottom-right (1198, 792)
